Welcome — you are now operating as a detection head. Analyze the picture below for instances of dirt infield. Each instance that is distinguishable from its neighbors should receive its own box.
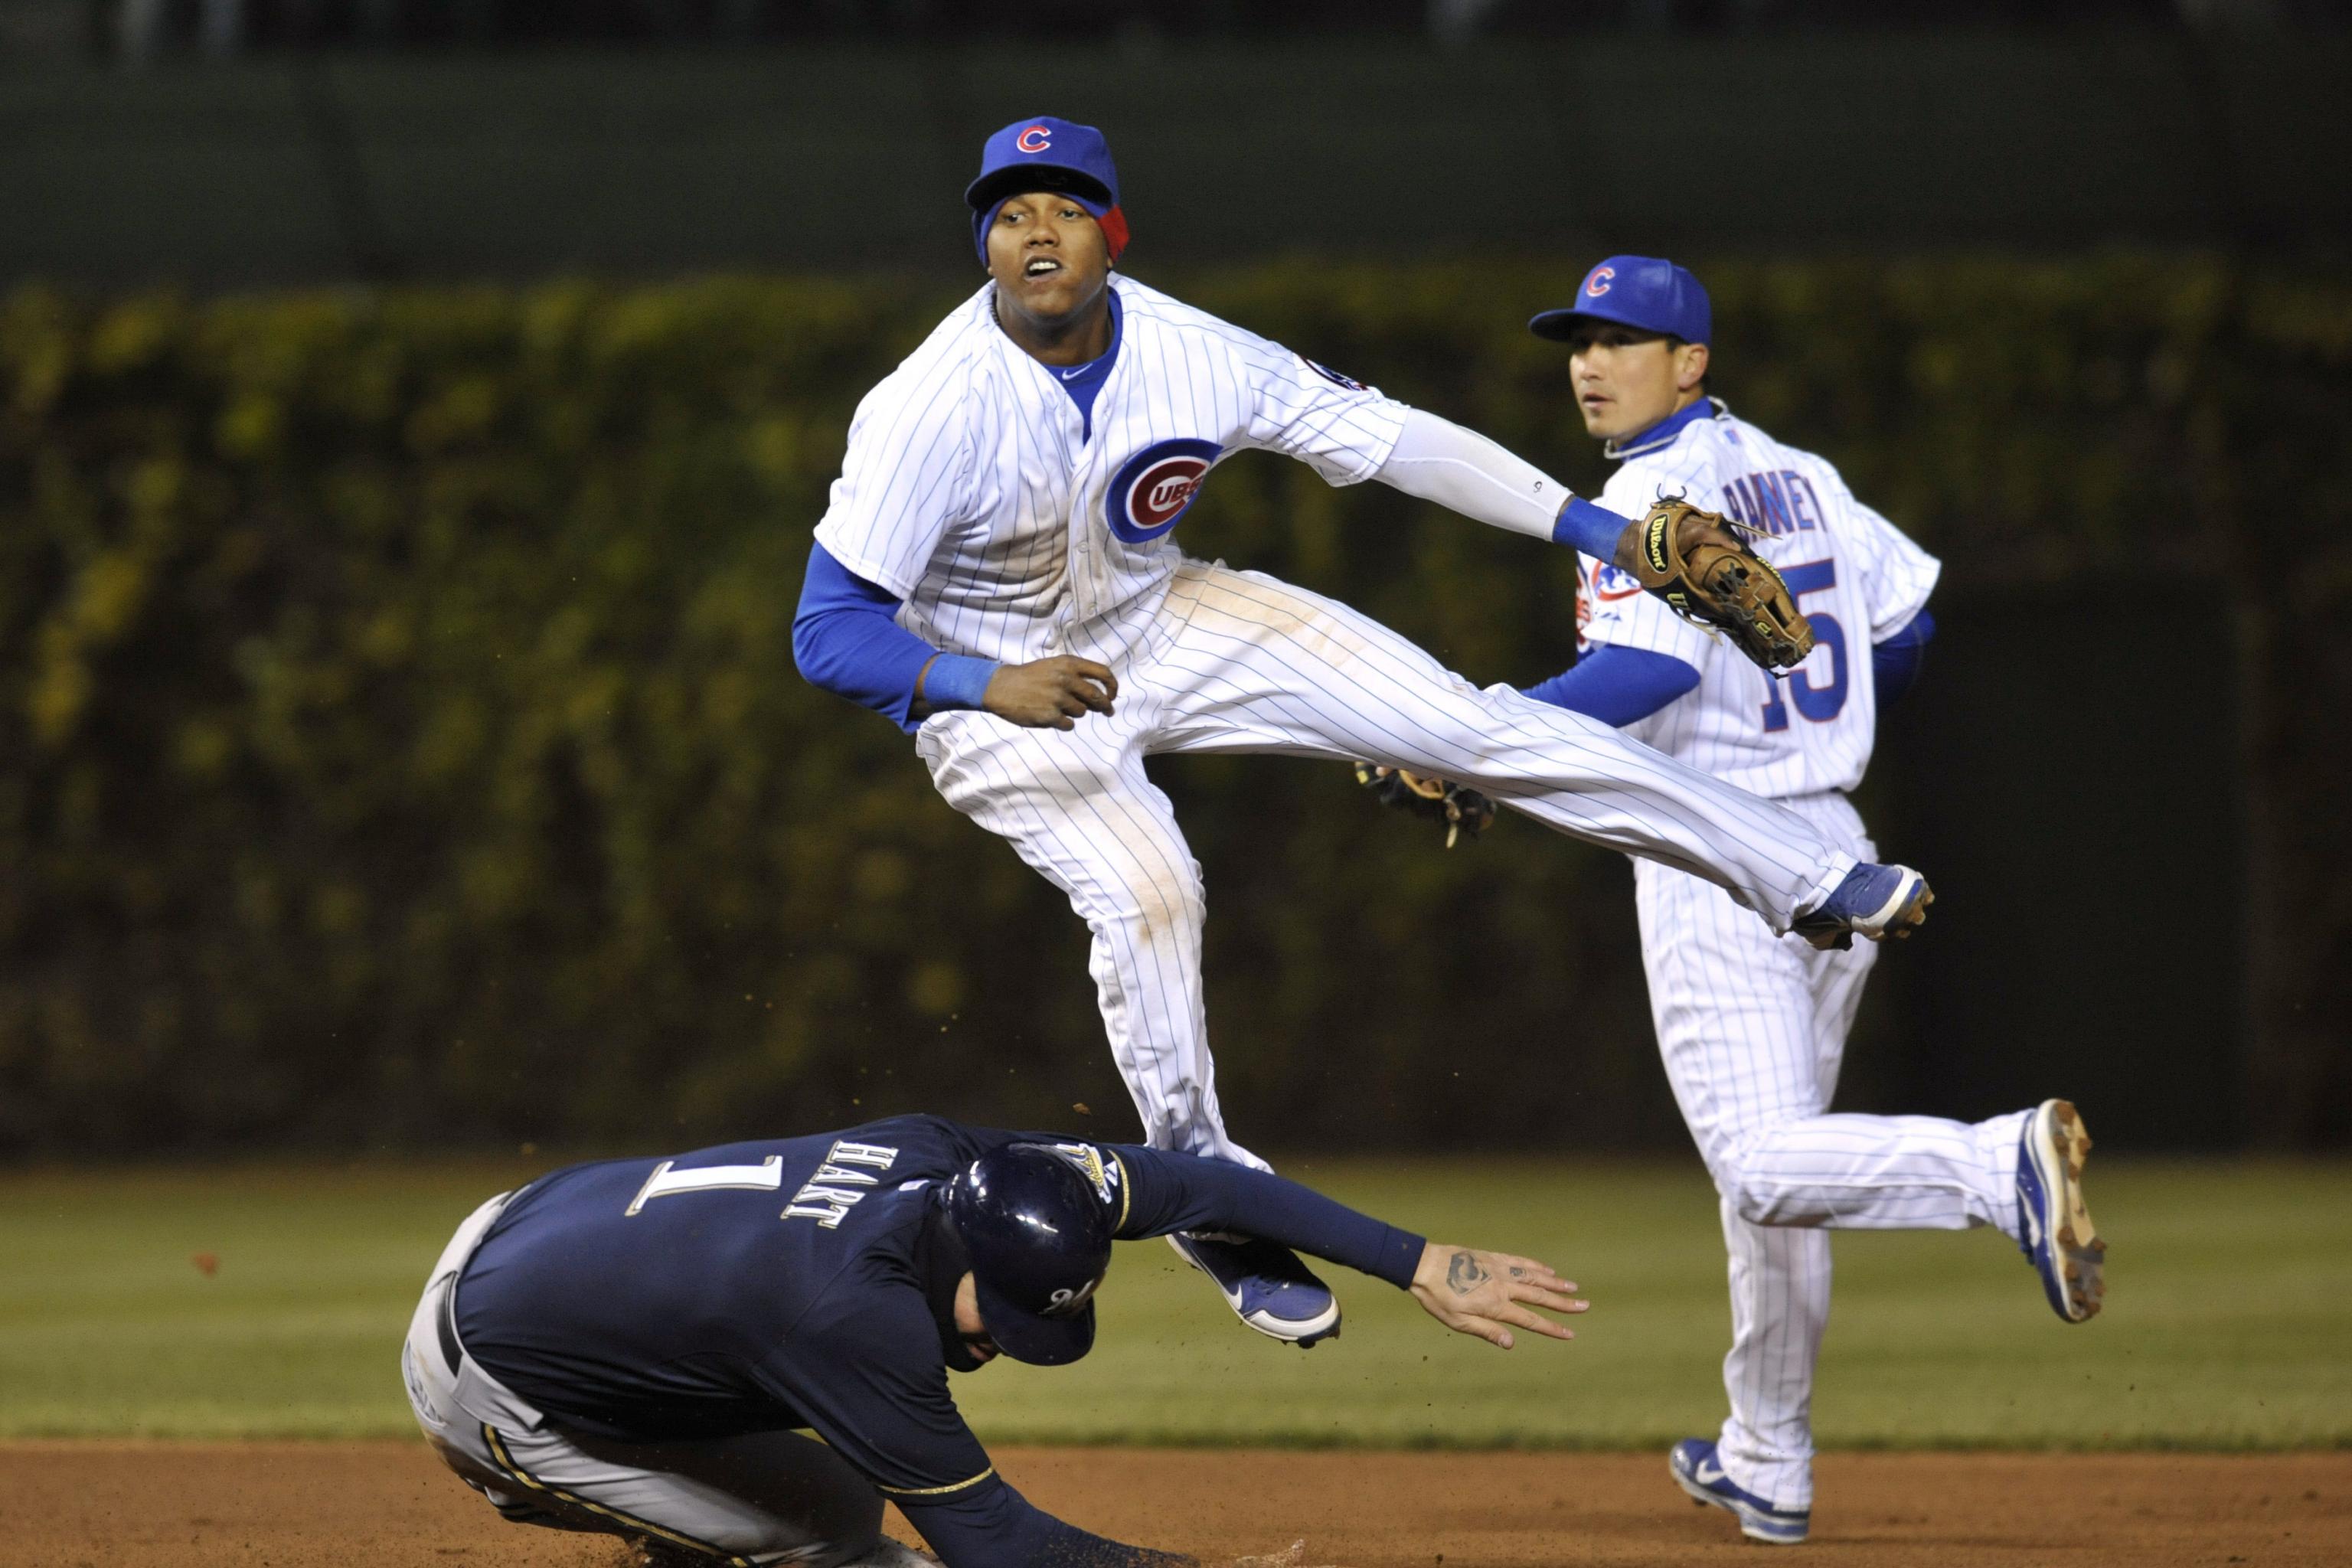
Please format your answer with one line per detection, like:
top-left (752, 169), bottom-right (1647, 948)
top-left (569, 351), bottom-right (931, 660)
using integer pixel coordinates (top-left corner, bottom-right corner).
top-left (6, 1443), bottom-right (2347, 1566)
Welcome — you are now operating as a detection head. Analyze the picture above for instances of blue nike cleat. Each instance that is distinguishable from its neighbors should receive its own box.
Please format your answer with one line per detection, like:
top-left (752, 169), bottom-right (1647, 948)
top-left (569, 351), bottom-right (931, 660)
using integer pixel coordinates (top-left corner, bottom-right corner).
top-left (1168, 1232), bottom-right (1341, 1347)
top-left (1669, 1439), bottom-right (1809, 1545)
top-left (2016, 1099), bottom-right (2105, 1323)
top-left (1792, 861), bottom-right (1932, 951)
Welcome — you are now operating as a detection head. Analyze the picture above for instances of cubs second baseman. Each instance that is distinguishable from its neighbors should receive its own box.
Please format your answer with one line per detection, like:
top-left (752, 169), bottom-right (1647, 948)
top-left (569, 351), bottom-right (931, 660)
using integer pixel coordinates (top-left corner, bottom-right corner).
top-left (1514, 258), bottom-right (2105, 1544)
top-left (792, 119), bottom-right (1930, 1348)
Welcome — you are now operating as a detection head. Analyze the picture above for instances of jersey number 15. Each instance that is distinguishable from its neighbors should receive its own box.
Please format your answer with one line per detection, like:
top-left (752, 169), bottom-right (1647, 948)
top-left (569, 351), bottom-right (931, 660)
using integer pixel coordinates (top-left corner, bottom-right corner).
top-left (1759, 560), bottom-right (1846, 731)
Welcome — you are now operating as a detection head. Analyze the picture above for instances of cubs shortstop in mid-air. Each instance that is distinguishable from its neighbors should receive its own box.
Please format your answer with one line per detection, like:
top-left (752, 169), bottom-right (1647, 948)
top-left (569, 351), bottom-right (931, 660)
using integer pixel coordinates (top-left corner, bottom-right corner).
top-left (1494, 259), bottom-right (2103, 1544)
top-left (792, 118), bottom-right (1931, 1346)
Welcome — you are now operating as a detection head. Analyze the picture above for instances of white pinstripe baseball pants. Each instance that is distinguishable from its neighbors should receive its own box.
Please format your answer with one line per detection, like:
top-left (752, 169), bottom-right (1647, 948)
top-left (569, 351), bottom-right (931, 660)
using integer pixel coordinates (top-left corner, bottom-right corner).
top-left (1635, 792), bottom-right (2032, 1512)
top-left (916, 560), bottom-right (1857, 1165)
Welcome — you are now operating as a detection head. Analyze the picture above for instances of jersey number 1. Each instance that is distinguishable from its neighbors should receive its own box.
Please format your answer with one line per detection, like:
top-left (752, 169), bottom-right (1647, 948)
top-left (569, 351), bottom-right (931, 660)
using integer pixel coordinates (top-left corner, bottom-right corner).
top-left (624, 1157), bottom-right (783, 1215)
top-left (1759, 560), bottom-right (1847, 732)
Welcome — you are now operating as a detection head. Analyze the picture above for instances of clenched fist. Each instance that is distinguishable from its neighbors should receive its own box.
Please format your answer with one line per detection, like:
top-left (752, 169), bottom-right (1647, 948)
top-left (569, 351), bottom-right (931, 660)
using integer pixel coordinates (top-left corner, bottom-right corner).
top-left (972, 656), bottom-right (1119, 730)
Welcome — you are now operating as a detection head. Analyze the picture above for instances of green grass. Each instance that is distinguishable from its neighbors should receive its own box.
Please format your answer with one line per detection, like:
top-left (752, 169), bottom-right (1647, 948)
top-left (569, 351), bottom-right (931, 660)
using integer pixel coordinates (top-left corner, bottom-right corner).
top-left (2, 1158), bottom-right (2346, 1448)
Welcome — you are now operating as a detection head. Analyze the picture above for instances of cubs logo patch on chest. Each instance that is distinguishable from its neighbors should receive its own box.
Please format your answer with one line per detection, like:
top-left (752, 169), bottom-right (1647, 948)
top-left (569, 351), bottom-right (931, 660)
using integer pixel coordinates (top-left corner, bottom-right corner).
top-left (1592, 562), bottom-right (1646, 602)
top-left (1106, 437), bottom-right (1222, 544)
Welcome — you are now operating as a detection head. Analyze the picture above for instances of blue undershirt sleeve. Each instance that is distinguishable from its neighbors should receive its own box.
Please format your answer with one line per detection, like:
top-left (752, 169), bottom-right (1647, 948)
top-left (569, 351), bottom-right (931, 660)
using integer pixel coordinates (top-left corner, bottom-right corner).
top-left (1551, 496), bottom-right (1635, 560)
top-left (1105, 1145), bottom-right (1426, 1290)
top-left (791, 542), bottom-right (998, 733)
top-left (896, 1478), bottom-right (1194, 1568)
top-left (1521, 643), bottom-right (1704, 728)
top-left (1871, 607), bottom-right (1936, 706)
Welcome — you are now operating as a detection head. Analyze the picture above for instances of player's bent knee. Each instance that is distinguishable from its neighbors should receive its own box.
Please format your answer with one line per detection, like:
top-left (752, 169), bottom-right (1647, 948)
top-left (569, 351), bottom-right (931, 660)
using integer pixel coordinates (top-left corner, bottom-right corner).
top-left (1705, 1138), bottom-right (1788, 1227)
top-left (1716, 1163), bottom-right (1814, 1229)
top-left (1089, 863), bottom-right (1207, 940)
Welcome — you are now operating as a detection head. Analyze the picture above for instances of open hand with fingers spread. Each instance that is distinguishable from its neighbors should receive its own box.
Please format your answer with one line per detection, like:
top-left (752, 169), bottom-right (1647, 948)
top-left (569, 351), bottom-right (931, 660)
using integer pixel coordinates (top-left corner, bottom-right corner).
top-left (1409, 1243), bottom-right (1588, 1350)
top-left (973, 655), bottom-right (1119, 730)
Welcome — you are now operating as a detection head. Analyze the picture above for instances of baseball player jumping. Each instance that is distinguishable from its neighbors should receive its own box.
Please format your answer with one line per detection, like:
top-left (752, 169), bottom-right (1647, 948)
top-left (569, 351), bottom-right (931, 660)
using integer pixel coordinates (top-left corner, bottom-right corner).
top-left (1371, 257), bottom-right (2105, 1545)
top-left (403, 1115), bottom-right (1586, 1566)
top-left (793, 117), bottom-right (1930, 1350)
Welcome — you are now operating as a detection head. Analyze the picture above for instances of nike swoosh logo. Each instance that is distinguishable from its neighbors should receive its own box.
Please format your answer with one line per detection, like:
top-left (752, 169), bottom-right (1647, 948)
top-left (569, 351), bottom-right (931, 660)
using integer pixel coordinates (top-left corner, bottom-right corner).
top-left (1057, 366), bottom-right (1088, 381)
top-left (2018, 1159), bottom-right (2048, 1251)
top-left (1694, 1459), bottom-right (1726, 1485)
top-left (1178, 1240), bottom-right (1248, 1308)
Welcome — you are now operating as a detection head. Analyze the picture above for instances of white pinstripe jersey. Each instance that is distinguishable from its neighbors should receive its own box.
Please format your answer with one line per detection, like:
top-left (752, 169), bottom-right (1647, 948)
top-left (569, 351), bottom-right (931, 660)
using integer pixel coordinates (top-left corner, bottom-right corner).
top-left (1575, 403), bottom-right (1940, 799)
top-left (814, 275), bottom-right (1407, 669)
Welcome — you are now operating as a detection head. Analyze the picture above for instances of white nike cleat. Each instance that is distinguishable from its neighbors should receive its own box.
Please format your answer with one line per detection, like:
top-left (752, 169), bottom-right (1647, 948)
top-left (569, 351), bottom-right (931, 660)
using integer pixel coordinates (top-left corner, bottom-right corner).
top-left (1669, 1439), bottom-right (1809, 1544)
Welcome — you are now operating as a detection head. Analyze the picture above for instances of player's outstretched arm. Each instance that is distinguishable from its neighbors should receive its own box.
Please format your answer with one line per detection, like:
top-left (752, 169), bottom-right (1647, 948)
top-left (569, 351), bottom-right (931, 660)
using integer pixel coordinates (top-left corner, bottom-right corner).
top-left (1106, 1145), bottom-right (1589, 1348)
top-left (1366, 407), bottom-right (1677, 567)
top-left (1407, 1242), bottom-right (1587, 1350)
top-left (1372, 408), bottom-right (1586, 541)
top-left (1520, 643), bottom-right (1702, 727)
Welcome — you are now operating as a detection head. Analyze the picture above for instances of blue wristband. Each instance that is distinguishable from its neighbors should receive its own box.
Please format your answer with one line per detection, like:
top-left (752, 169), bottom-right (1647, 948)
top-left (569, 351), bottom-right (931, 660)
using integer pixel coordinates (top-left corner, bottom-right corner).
top-left (921, 654), bottom-right (998, 712)
top-left (1553, 496), bottom-right (1633, 561)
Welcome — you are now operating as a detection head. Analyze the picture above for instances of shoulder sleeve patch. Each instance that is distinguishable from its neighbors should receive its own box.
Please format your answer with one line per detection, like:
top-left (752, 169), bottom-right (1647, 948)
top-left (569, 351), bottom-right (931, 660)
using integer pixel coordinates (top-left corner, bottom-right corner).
top-left (1302, 357), bottom-right (1368, 391)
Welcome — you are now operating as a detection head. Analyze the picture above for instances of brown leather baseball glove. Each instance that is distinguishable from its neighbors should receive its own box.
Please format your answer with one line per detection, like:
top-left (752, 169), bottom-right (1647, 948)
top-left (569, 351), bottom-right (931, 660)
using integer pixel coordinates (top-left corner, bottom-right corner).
top-left (1354, 763), bottom-right (1496, 850)
top-left (1619, 497), bottom-right (1815, 671)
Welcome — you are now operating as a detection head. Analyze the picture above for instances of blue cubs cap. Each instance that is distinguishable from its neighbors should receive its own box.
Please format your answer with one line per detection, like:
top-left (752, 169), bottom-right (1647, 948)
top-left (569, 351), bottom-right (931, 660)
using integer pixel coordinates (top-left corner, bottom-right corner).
top-left (943, 1142), bottom-right (1120, 1367)
top-left (1529, 256), bottom-right (1711, 345)
top-left (965, 116), bottom-right (1130, 264)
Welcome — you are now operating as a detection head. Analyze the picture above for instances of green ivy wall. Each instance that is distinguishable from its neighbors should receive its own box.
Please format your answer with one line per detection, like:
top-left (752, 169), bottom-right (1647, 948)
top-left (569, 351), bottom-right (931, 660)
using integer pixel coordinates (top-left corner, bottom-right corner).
top-left (2, 260), bottom-right (2344, 1156)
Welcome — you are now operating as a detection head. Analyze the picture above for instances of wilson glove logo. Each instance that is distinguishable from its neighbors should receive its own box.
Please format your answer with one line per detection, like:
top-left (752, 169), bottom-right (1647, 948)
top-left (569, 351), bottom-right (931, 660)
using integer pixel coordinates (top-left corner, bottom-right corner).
top-left (1106, 438), bottom-right (1221, 544)
top-left (1644, 514), bottom-right (1674, 577)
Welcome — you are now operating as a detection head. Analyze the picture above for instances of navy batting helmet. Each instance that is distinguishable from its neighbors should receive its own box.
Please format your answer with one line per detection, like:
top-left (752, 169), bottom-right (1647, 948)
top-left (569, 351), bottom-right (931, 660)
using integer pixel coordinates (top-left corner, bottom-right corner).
top-left (943, 1142), bottom-right (1122, 1366)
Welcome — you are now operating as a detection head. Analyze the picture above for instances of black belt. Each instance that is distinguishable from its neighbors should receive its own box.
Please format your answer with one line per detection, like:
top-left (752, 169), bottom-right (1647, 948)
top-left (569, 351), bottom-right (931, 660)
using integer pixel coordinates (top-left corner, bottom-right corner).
top-left (436, 1186), bottom-right (521, 1375)
top-left (438, 1272), bottom-right (466, 1372)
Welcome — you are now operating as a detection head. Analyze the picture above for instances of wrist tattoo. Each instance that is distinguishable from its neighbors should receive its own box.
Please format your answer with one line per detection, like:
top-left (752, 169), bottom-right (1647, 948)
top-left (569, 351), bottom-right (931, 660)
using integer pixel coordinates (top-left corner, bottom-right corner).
top-left (1446, 1250), bottom-right (1488, 1295)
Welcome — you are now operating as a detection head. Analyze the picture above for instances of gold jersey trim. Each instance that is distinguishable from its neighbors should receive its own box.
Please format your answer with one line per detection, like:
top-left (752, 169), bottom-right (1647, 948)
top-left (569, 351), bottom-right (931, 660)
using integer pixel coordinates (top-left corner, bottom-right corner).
top-left (874, 1464), bottom-right (996, 1498)
top-left (1107, 1149), bottom-right (1133, 1233)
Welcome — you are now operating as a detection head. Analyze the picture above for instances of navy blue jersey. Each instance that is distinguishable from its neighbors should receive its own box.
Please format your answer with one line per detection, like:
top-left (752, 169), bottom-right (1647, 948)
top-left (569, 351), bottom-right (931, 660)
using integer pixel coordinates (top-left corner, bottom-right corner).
top-left (453, 1115), bottom-right (1424, 1563)
top-left (457, 1116), bottom-right (1002, 1489)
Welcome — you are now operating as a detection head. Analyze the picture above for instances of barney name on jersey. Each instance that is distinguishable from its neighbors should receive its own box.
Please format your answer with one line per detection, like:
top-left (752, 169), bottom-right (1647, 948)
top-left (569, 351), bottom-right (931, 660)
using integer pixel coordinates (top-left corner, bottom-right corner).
top-left (1720, 467), bottom-right (1831, 538)
top-left (1107, 438), bottom-right (1222, 545)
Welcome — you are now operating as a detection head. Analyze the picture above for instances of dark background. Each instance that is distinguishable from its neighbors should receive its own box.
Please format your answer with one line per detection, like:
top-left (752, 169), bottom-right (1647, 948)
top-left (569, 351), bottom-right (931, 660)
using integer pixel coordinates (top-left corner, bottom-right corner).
top-left (5, 28), bottom-right (2349, 283)
top-left (2, 3), bottom-right (2345, 1160)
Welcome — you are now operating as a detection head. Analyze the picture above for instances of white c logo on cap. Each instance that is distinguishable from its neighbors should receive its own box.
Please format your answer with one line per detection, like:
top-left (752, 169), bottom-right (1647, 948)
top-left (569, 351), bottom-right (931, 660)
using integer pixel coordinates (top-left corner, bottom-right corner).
top-left (1586, 266), bottom-right (1615, 297)
top-left (1015, 125), bottom-right (1052, 154)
